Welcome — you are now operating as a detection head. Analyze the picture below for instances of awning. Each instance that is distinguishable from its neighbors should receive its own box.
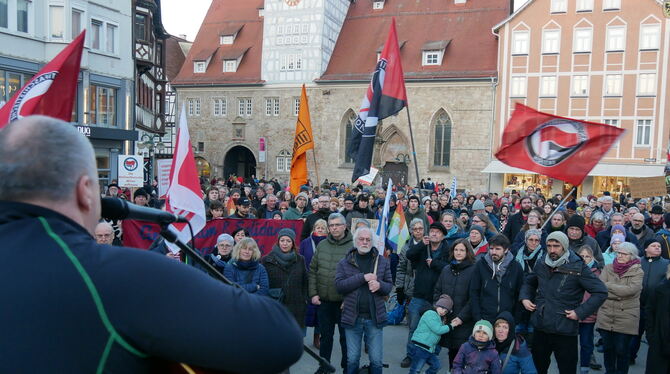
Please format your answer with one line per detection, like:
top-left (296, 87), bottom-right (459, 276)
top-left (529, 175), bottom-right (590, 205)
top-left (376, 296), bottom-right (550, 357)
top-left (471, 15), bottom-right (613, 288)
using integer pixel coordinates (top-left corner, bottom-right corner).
top-left (481, 160), bottom-right (665, 178)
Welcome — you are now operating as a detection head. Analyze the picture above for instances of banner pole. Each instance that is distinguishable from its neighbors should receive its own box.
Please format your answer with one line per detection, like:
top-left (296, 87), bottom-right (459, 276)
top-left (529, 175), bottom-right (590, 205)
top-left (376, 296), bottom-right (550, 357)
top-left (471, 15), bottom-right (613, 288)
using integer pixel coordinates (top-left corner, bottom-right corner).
top-left (311, 149), bottom-right (321, 190)
top-left (540, 186), bottom-right (577, 231)
top-left (405, 108), bottom-right (422, 197)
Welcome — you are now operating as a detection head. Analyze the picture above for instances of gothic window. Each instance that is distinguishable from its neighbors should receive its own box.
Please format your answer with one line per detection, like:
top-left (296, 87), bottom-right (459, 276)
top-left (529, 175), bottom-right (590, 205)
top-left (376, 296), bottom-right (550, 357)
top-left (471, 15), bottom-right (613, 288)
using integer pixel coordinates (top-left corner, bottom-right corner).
top-left (432, 110), bottom-right (452, 167)
top-left (342, 109), bottom-right (357, 164)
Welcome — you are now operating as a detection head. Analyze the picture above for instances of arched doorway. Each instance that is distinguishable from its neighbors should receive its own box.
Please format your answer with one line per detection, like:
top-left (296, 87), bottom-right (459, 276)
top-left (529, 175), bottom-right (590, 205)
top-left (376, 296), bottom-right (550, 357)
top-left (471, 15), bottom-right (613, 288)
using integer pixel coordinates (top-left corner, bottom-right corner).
top-left (223, 146), bottom-right (256, 179)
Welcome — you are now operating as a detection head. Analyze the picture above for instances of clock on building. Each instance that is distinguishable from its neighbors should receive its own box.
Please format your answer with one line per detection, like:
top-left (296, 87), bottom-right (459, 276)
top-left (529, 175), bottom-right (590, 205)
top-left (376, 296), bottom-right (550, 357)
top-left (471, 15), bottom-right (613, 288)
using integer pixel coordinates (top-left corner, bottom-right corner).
top-left (285, 0), bottom-right (300, 6)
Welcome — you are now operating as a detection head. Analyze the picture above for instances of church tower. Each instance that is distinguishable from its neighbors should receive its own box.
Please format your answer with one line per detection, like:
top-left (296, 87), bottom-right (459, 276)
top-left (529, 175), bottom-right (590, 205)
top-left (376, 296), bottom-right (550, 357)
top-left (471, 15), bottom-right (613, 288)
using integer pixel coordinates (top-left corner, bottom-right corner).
top-left (261, 0), bottom-right (350, 84)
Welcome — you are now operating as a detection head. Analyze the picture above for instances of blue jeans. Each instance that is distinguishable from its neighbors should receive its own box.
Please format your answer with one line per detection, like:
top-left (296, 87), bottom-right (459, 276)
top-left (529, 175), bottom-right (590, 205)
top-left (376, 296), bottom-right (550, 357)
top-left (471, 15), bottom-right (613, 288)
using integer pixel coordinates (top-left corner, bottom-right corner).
top-left (406, 297), bottom-right (432, 358)
top-left (579, 323), bottom-right (595, 368)
top-left (408, 345), bottom-right (441, 374)
top-left (318, 300), bottom-right (347, 369)
top-left (599, 329), bottom-right (634, 374)
top-left (344, 317), bottom-right (384, 374)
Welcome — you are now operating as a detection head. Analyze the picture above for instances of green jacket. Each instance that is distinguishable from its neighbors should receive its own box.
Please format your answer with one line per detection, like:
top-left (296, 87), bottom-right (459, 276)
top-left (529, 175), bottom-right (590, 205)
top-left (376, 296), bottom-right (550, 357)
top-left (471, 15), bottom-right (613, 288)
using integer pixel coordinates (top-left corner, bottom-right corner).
top-left (411, 309), bottom-right (451, 353)
top-left (283, 207), bottom-right (310, 220)
top-left (308, 231), bottom-right (353, 302)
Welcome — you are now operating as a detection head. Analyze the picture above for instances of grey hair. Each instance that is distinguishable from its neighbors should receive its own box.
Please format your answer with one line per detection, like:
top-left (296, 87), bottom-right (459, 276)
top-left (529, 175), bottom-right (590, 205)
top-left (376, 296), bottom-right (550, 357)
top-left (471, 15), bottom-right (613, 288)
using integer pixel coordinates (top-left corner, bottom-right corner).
top-left (525, 229), bottom-right (543, 241)
top-left (328, 212), bottom-right (346, 225)
top-left (599, 196), bottom-right (614, 203)
top-left (618, 242), bottom-right (640, 260)
top-left (0, 116), bottom-right (96, 202)
top-left (353, 226), bottom-right (377, 245)
top-left (409, 218), bottom-right (425, 230)
top-left (591, 212), bottom-right (605, 222)
top-left (611, 212), bottom-right (624, 220)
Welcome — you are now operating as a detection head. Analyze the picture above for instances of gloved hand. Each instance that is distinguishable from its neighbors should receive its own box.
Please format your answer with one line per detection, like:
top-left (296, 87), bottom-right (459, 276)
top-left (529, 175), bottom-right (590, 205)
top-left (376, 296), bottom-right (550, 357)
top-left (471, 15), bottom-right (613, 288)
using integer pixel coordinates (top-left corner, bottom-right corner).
top-left (396, 288), bottom-right (406, 305)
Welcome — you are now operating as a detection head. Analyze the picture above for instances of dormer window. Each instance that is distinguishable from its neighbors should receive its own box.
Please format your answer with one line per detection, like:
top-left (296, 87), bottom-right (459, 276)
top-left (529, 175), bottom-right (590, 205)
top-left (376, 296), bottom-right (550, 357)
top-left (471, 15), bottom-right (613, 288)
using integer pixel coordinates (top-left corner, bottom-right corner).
top-left (224, 60), bottom-right (237, 72)
top-left (220, 35), bottom-right (234, 45)
top-left (421, 40), bottom-right (450, 66)
top-left (373, 1), bottom-right (385, 10)
top-left (219, 24), bottom-right (244, 45)
top-left (194, 61), bottom-right (206, 73)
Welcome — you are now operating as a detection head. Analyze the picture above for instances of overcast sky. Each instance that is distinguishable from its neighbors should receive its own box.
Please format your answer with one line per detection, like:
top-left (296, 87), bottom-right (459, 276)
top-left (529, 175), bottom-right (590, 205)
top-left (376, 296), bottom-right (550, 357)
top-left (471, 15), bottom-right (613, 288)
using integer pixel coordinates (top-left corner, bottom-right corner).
top-left (161, 0), bottom-right (212, 41)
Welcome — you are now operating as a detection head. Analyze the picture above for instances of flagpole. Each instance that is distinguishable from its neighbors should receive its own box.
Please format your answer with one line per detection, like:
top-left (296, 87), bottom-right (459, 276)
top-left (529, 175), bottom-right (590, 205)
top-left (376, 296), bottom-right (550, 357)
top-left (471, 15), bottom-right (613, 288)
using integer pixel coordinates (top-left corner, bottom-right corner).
top-left (311, 149), bottom-right (321, 190)
top-left (405, 108), bottom-right (422, 197)
top-left (540, 186), bottom-right (577, 231)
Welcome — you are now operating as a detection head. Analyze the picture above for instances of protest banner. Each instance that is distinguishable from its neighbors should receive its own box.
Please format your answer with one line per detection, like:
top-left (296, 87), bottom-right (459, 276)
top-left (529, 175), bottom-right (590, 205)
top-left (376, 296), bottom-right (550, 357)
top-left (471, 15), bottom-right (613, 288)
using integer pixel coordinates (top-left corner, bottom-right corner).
top-left (122, 218), bottom-right (304, 257)
top-left (629, 176), bottom-right (667, 198)
top-left (156, 158), bottom-right (172, 198)
top-left (118, 155), bottom-right (144, 188)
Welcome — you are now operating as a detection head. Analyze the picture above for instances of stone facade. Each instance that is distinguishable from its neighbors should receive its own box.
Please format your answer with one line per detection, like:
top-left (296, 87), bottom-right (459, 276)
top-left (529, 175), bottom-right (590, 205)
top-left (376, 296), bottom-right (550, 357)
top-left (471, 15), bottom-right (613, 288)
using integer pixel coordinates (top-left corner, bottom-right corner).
top-left (179, 79), bottom-right (495, 190)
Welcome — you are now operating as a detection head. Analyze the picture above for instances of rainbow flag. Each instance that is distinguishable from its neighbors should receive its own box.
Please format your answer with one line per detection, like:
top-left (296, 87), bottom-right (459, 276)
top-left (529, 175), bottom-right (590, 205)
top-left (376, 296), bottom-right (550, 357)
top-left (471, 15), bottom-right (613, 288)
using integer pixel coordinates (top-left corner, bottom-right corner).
top-left (387, 201), bottom-right (410, 253)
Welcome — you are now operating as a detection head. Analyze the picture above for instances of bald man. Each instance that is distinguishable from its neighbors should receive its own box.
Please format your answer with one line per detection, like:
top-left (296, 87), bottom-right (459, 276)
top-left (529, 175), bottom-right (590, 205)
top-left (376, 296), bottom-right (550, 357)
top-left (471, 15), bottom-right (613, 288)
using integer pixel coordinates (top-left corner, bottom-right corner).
top-left (0, 116), bottom-right (302, 373)
top-left (94, 222), bottom-right (114, 245)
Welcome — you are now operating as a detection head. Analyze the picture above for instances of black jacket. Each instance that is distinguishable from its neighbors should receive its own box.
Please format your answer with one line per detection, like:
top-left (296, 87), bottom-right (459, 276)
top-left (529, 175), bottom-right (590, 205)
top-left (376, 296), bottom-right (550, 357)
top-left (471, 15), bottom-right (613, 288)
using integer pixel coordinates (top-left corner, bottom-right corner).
top-left (646, 277), bottom-right (670, 370)
top-left (469, 252), bottom-right (524, 324)
top-left (433, 260), bottom-right (476, 349)
top-left (520, 251), bottom-right (607, 336)
top-left (406, 240), bottom-right (450, 301)
top-left (301, 210), bottom-right (331, 241)
top-left (0, 201), bottom-right (303, 373)
top-left (503, 212), bottom-right (526, 243)
top-left (595, 227), bottom-right (639, 251)
top-left (641, 256), bottom-right (670, 305)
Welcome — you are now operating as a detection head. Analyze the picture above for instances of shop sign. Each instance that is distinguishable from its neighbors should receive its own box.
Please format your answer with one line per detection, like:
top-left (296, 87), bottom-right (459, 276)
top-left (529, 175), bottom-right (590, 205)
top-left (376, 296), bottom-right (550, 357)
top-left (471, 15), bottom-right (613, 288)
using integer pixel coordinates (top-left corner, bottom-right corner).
top-left (118, 155), bottom-right (144, 188)
top-left (629, 176), bottom-right (667, 198)
top-left (76, 125), bottom-right (91, 137)
top-left (259, 137), bottom-right (266, 163)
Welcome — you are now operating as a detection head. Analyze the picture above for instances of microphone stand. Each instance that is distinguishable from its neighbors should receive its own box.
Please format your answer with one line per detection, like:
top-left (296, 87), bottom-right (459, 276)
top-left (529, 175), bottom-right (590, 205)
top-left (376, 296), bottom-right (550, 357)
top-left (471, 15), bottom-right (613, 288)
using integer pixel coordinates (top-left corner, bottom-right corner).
top-left (158, 223), bottom-right (336, 374)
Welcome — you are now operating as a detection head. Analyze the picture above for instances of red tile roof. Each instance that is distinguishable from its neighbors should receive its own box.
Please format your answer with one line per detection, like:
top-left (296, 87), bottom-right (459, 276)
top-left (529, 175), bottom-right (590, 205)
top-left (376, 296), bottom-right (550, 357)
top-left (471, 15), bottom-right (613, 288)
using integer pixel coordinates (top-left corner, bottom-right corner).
top-left (172, 0), bottom-right (264, 86)
top-left (165, 34), bottom-right (189, 82)
top-left (319, 0), bottom-right (511, 82)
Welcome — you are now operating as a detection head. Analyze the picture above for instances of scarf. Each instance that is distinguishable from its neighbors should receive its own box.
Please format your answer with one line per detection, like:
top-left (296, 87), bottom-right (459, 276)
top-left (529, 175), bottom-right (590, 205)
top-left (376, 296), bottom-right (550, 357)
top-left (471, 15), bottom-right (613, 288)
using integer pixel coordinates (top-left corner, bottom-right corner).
top-left (472, 238), bottom-right (488, 256)
top-left (545, 249), bottom-right (570, 268)
top-left (234, 259), bottom-right (258, 270)
top-left (271, 245), bottom-right (297, 267)
top-left (446, 225), bottom-right (459, 238)
top-left (612, 258), bottom-right (641, 277)
top-left (485, 251), bottom-right (513, 281)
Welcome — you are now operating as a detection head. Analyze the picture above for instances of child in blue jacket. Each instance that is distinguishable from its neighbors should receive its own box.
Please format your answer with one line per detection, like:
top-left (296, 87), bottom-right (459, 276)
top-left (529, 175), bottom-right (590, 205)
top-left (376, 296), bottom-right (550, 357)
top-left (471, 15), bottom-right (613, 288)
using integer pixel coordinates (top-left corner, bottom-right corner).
top-left (453, 320), bottom-right (502, 374)
top-left (408, 295), bottom-right (461, 374)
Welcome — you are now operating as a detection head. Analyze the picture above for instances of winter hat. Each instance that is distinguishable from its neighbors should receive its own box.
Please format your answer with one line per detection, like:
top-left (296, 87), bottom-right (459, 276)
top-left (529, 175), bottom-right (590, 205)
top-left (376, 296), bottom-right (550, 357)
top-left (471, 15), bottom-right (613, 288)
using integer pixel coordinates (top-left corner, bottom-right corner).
top-left (566, 200), bottom-right (577, 211)
top-left (472, 320), bottom-right (493, 339)
top-left (484, 199), bottom-right (495, 207)
top-left (472, 200), bottom-right (486, 211)
top-left (546, 231), bottom-right (569, 250)
top-left (459, 209), bottom-right (471, 217)
top-left (611, 224), bottom-right (626, 234)
top-left (651, 205), bottom-right (664, 215)
top-left (434, 294), bottom-right (454, 311)
top-left (567, 215), bottom-right (585, 232)
top-left (644, 238), bottom-right (662, 249)
top-left (469, 225), bottom-right (485, 238)
top-left (422, 196), bottom-right (432, 204)
top-left (296, 192), bottom-right (309, 202)
top-left (344, 195), bottom-right (356, 203)
top-left (217, 233), bottom-right (234, 244)
top-left (429, 222), bottom-right (449, 236)
top-left (610, 233), bottom-right (625, 245)
top-left (277, 228), bottom-right (296, 243)
top-left (134, 188), bottom-right (149, 199)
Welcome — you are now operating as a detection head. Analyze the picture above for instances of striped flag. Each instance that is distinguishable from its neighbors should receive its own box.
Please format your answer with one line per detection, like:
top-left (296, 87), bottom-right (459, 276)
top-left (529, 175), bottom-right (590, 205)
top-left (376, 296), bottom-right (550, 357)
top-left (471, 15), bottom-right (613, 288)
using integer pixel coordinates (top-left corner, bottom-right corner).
top-left (450, 177), bottom-right (457, 199)
top-left (387, 195), bottom-right (410, 253)
top-left (375, 179), bottom-right (393, 252)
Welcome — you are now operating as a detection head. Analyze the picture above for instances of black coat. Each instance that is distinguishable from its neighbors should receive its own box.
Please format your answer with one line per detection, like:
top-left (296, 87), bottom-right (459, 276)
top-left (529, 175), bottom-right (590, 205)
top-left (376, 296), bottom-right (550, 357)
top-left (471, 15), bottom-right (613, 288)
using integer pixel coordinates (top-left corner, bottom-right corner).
top-left (469, 252), bottom-right (524, 324)
top-left (595, 227), bottom-right (639, 251)
top-left (261, 250), bottom-right (308, 328)
top-left (301, 210), bottom-right (331, 241)
top-left (433, 260), bottom-right (476, 349)
top-left (520, 252), bottom-right (607, 336)
top-left (646, 277), bottom-right (670, 373)
top-left (503, 212), bottom-right (526, 243)
top-left (406, 240), bottom-right (450, 301)
top-left (641, 256), bottom-right (670, 305)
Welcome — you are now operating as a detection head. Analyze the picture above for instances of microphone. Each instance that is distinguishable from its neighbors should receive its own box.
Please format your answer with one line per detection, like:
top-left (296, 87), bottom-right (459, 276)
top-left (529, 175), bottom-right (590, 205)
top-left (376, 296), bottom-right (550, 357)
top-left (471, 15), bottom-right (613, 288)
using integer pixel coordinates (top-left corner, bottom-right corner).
top-left (101, 197), bottom-right (189, 224)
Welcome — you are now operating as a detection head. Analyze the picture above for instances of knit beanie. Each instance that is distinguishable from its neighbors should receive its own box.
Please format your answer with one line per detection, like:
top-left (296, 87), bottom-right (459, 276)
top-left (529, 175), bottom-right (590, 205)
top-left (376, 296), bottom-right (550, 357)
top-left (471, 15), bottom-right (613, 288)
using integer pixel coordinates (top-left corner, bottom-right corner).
top-left (644, 238), bottom-right (662, 249)
top-left (611, 224), bottom-right (626, 234)
top-left (277, 228), bottom-right (296, 243)
top-left (296, 192), bottom-right (309, 202)
top-left (472, 200), bottom-right (485, 211)
top-left (567, 215), bottom-right (585, 232)
top-left (434, 294), bottom-right (454, 312)
top-left (217, 233), bottom-right (234, 244)
top-left (472, 320), bottom-right (493, 340)
top-left (470, 225), bottom-right (486, 238)
top-left (610, 233), bottom-right (625, 245)
top-left (546, 231), bottom-right (569, 250)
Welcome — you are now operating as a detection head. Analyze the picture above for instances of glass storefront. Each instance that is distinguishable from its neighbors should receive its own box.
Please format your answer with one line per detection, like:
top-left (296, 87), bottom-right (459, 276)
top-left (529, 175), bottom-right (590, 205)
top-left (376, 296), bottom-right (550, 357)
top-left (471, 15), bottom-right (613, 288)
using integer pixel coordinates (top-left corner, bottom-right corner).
top-left (503, 173), bottom-right (552, 197)
top-left (592, 176), bottom-right (629, 198)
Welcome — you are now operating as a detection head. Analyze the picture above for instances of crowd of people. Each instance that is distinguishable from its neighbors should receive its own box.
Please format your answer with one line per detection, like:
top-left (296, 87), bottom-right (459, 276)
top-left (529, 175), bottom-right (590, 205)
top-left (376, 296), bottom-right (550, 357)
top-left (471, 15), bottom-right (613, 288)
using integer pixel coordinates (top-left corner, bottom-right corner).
top-left (99, 175), bottom-right (670, 374)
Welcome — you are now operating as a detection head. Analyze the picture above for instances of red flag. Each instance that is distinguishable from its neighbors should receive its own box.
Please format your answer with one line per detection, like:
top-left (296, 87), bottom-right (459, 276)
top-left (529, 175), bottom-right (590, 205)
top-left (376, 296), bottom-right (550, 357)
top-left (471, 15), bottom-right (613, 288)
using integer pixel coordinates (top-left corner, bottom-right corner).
top-left (164, 104), bottom-right (206, 253)
top-left (0, 31), bottom-right (85, 128)
top-left (349, 18), bottom-right (407, 182)
top-left (495, 103), bottom-right (624, 185)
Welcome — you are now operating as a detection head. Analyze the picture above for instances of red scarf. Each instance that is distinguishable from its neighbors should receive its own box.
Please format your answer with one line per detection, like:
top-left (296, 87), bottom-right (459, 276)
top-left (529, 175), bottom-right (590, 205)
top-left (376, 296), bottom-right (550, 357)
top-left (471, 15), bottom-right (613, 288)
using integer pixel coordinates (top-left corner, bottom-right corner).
top-left (612, 258), bottom-right (640, 277)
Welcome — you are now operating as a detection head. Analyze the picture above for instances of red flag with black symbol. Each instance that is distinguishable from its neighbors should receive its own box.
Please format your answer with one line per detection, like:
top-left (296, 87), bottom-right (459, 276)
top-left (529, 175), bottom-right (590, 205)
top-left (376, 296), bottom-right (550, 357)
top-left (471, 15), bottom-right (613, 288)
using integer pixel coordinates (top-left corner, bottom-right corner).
top-left (495, 103), bottom-right (625, 186)
top-left (0, 31), bottom-right (85, 128)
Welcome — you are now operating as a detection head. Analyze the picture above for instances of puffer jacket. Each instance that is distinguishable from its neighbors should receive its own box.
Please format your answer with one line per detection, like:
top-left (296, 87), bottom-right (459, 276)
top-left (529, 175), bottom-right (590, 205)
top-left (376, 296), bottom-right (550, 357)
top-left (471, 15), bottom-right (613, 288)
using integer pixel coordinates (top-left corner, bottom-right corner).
top-left (578, 265), bottom-right (601, 324)
top-left (469, 252), bottom-right (524, 323)
top-left (596, 262), bottom-right (643, 336)
top-left (223, 260), bottom-right (269, 296)
top-left (308, 231), bottom-right (353, 302)
top-left (411, 309), bottom-right (452, 353)
top-left (452, 337), bottom-right (502, 374)
top-left (433, 260), bottom-right (476, 349)
top-left (395, 239), bottom-right (417, 298)
top-left (520, 252), bottom-right (607, 336)
top-left (335, 248), bottom-right (393, 327)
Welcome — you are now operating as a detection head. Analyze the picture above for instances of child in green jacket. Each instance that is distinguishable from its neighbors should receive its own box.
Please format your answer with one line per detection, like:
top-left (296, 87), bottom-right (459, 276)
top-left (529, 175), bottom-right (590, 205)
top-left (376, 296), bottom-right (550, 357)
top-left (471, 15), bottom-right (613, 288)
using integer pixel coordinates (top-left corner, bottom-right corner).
top-left (409, 294), bottom-right (462, 374)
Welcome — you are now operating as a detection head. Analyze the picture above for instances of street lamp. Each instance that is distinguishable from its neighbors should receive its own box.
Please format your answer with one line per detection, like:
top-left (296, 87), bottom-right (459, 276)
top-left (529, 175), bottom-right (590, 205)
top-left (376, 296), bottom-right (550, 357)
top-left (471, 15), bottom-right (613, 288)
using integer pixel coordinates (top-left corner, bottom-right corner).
top-left (137, 134), bottom-right (165, 182)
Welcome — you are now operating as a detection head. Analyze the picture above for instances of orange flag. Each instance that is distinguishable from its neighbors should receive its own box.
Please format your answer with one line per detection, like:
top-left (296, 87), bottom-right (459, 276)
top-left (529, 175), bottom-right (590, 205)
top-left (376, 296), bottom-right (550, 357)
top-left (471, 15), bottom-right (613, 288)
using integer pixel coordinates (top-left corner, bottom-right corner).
top-left (225, 196), bottom-right (237, 216)
top-left (289, 85), bottom-right (314, 195)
